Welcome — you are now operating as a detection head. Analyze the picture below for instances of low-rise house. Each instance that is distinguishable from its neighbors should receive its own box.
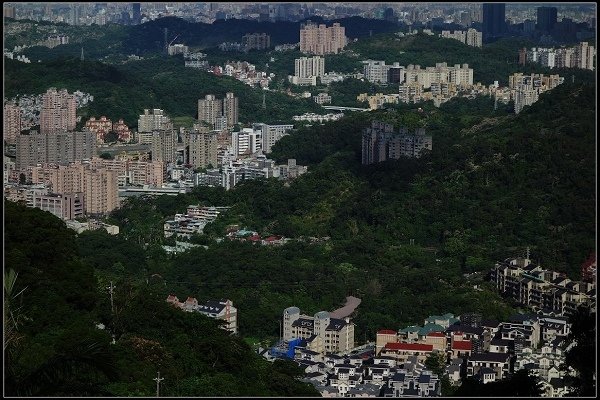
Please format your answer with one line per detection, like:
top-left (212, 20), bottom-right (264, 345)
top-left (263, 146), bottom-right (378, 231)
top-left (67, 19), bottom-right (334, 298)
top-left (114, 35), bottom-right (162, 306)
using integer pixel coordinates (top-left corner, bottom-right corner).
top-left (380, 342), bottom-right (435, 363)
top-left (466, 352), bottom-right (512, 381)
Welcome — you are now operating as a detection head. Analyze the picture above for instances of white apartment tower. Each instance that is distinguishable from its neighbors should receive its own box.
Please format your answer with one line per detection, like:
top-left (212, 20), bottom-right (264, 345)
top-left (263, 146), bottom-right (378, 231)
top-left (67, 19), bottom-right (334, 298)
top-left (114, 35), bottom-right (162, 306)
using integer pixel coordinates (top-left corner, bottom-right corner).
top-left (294, 56), bottom-right (325, 78)
top-left (137, 109), bottom-right (172, 133)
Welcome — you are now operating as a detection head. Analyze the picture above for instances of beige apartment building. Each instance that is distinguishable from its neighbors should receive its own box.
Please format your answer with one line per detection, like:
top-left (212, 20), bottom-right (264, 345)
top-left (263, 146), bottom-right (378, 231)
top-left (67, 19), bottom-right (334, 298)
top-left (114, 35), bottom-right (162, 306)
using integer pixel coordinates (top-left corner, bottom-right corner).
top-left (150, 130), bottom-right (178, 163)
top-left (90, 156), bottom-right (164, 187)
top-left (3, 102), bottom-right (21, 145)
top-left (184, 131), bottom-right (218, 169)
top-left (282, 307), bottom-right (355, 353)
top-left (40, 88), bottom-right (76, 134)
top-left (198, 94), bottom-right (223, 129)
top-left (137, 109), bottom-right (173, 133)
top-left (300, 21), bottom-right (347, 55)
top-left (223, 92), bottom-right (239, 127)
top-left (29, 163), bottom-right (118, 216)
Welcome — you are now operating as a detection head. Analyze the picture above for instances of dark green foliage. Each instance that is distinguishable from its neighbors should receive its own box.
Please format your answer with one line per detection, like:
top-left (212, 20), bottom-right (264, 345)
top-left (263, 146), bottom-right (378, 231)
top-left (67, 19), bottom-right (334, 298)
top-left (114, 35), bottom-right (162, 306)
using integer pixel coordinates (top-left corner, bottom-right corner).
top-left (4, 201), bottom-right (319, 397)
top-left (348, 33), bottom-right (596, 86)
top-left (562, 305), bottom-right (596, 396)
top-left (4, 56), bottom-right (323, 129)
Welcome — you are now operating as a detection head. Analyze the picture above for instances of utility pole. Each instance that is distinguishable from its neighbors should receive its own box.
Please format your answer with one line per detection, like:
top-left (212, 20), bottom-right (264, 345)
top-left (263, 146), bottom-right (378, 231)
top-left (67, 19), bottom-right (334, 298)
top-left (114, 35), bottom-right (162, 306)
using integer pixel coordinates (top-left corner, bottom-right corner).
top-left (153, 371), bottom-right (164, 397)
top-left (107, 281), bottom-right (115, 313)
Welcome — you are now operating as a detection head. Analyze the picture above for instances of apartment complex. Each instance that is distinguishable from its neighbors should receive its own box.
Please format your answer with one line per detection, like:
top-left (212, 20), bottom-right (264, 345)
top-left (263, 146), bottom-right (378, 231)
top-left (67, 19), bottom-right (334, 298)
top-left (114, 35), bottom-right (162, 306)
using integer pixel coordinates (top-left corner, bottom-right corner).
top-left (16, 131), bottom-right (96, 169)
top-left (184, 131), bottom-right (218, 169)
top-left (242, 33), bottom-right (270, 50)
top-left (198, 93), bottom-right (239, 129)
top-left (283, 307), bottom-right (355, 353)
top-left (3, 102), bottom-right (21, 145)
top-left (440, 29), bottom-right (483, 47)
top-left (525, 42), bottom-right (595, 70)
top-left (509, 73), bottom-right (563, 114)
top-left (256, 123), bottom-right (294, 154)
top-left (404, 63), bottom-right (474, 89)
top-left (137, 109), bottom-right (173, 133)
top-left (89, 156), bottom-right (164, 187)
top-left (490, 257), bottom-right (596, 317)
top-left (27, 162), bottom-right (119, 215)
top-left (291, 56), bottom-right (325, 86)
top-left (40, 88), bottom-right (76, 134)
top-left (150, 130), bottom-right (178, 163)
top-left (31, 192), bottom-right (84, 220)
top-left (363, 60), bottom-right (394, 84)
top-left (362, 121), bottom-right (432, 165)
top-left (299, 21), bottom-right (347, 55)
top-left (223, 92), bottom-right (239, 127)
top-left (84, 116), bottom-right (112, 143)
top-left (232, 128), bottom-right (262, 157)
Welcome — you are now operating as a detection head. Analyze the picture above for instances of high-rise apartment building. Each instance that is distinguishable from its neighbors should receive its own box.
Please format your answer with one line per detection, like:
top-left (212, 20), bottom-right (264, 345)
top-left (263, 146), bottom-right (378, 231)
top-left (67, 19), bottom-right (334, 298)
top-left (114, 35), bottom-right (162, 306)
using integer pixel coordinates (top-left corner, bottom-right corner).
top-left (242, 33), bottom-right (271, 50)
top-left (362, 121), bottom-right (432, 165)
top-left (299, 21), bottom-right (347, 55)
top-left (3, 103), bottom-right (21, 145)
top-left (465, 29), bottom-right (483, 47)
top-left (184, 132), bottom-right (218, 169)
top-left (16, 131), bottom-right (96, 169)
top-left (363, 60), bottom-right (391, 84)
top-left (223, 92), bottom-right (239, 127)
top-left (232, 128), bottom-right (262, 157)
top-left (40, 88), bottom-right (76, 134)
top-left (137, 109), bottom-right (172, 133)
top-left (150, 130), bottom-right (178, 164)
top-left (403, 63), bottom-right (473, 89)
top-left (575, 42), bottom-right (595, 70)
top-left (537, 7), bottom-right (557, 32)
top-left (482, 3), bottom-right (506, 41)
top-left (83, 167), bottom-right (119, 216)
top-left (294, 56), bottom-right (325, 78)
top-left (257, 123), bottom-right (294, 154)
top-left (198, 94), bottom-right (223, 129)
top-left (90, 157), bottom-right (164, 187)
top-left (29, 163), bottom-right (118, 216)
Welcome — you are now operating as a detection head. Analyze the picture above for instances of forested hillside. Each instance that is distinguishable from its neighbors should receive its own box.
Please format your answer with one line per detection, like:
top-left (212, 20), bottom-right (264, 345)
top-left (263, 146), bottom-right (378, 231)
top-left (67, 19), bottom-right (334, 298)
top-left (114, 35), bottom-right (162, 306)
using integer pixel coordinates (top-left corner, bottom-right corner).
top-left (92, 82), bottom-right (595, 344)
top-left (4, 201), bottom-right (319, 397)
top-left (4, 56), bottom-right (322, 128)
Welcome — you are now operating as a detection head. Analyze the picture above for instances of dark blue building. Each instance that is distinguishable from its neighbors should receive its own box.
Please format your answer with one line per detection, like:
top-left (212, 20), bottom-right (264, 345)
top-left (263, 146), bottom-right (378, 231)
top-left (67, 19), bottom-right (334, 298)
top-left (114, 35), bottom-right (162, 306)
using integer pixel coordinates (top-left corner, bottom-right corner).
top-left (537, 6), bottom-right (558, 32)
top-left (482, 3), bottom-right (506, 41)
top-left (132, 3), bottom-right (141, 25)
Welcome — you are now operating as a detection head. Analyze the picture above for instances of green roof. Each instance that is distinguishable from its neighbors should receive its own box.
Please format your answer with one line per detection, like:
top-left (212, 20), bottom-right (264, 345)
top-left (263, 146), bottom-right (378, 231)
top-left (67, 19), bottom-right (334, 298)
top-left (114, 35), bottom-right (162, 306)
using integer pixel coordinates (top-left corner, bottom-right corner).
top-left (418, 323), bottom-right (445, 336)
top-left (399, 325), bottom-right (420, 333)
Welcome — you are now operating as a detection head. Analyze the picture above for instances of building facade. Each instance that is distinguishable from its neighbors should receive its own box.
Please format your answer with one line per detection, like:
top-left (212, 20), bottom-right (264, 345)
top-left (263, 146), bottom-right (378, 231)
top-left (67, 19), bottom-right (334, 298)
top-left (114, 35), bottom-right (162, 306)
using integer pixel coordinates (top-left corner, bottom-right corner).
top-left (299, 21), bottom-right (347, 55)
top-left (3, 102), bottom-right (21, 145)
top-left (40, 88), bottom-right (76, 135)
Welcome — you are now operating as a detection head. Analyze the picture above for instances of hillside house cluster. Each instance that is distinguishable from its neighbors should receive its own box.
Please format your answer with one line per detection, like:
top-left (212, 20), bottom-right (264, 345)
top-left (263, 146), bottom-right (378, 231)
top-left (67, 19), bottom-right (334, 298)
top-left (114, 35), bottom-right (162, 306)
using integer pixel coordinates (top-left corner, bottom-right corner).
top-left (490, 257), bottom-right (596, 317)
top-left (376, 309), bottom-right (575, 396)
top-left (166, 295), bottom-right (237, 334)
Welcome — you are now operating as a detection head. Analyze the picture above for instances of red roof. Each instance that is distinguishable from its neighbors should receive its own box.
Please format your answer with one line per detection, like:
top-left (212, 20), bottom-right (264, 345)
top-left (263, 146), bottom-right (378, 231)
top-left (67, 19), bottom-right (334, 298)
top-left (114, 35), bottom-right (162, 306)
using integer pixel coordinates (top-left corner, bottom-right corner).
top-left (264, 235), bottom-right (282, 241)
top-left (378, 329), bottom-right (397, 335)
top-left (248, 235), bottom-right (261, 242)
top-left (384, 342), bottom-right (433, 352)
top-left (452, 340), bottom-right (472, 351)
top-left (427, 331), bottom-right (445, 337)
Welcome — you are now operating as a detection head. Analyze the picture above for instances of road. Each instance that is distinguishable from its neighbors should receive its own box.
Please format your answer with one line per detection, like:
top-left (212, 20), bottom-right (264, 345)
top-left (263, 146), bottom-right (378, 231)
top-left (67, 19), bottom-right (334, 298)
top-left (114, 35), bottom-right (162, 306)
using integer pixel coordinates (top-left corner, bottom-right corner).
top-left (330, 296), bottom-right (362, 319)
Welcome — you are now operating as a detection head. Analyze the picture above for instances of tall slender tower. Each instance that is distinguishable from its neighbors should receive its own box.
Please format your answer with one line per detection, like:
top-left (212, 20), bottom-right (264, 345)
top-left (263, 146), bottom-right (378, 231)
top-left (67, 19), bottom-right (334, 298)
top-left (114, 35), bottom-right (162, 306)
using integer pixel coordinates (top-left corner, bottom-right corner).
top-left (80, 47), bottom-right (84, 61)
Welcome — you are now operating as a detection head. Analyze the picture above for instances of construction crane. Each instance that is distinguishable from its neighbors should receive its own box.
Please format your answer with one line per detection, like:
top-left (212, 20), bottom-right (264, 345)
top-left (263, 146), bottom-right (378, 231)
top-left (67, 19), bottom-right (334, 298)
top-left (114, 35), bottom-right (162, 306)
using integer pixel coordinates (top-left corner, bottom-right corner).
top-left (165, 34), bottom-right (180, 53)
